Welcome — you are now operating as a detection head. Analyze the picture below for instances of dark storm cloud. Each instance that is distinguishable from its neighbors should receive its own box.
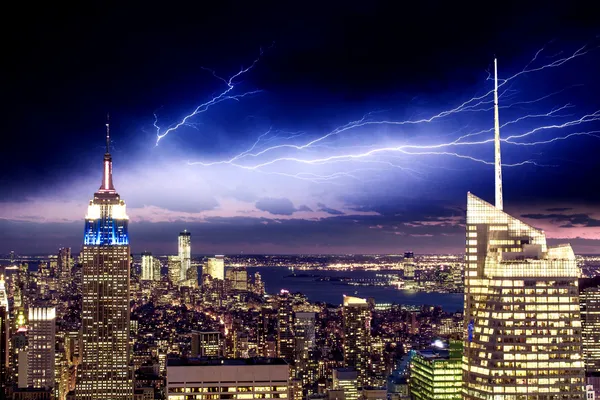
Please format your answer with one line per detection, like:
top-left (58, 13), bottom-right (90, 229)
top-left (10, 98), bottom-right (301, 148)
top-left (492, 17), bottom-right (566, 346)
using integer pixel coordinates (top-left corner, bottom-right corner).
top-left (255, 197), bottom-right (297, 216)
top-left (317, 203), bottom-right (344, 215)
top-left (521, 213), bottom-right (600, 228)
top-left (128, 196), bottom-right (219, 213)
top-left (0, 219), bottom-right (81, 254)
top-left (2, 211), bottom-right (599, 255)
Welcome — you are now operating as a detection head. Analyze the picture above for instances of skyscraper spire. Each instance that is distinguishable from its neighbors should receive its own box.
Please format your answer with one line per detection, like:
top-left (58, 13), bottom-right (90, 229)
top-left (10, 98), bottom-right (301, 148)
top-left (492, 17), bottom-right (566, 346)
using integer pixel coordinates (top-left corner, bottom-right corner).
top-left (106, 113), bottom-right (110, 154)
top-left (99, 114), bottom-right (116, 192)
top-left (494, 58), bottom-right (503, 210)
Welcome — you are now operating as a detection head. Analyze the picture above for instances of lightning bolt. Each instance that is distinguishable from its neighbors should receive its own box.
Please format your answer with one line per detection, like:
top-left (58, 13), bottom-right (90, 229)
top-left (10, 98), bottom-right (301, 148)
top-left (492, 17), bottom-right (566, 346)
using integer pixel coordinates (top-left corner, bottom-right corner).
top-left (165, 41), bottom-right (598, 182)
top-left (154, 50), bottom-right (265, 145)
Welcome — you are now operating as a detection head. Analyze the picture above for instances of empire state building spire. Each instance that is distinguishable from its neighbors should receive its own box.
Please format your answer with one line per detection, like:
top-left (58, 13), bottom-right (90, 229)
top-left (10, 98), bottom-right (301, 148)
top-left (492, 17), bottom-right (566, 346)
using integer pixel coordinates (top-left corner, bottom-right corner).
top-left (99, 113), bottom-right (116, 192)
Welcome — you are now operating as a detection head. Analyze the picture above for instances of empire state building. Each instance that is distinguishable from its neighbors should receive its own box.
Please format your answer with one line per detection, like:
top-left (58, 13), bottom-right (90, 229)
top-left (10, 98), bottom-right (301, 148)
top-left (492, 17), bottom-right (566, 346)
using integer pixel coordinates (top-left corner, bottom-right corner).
top-left (77, 119), bottom-right (133, 399)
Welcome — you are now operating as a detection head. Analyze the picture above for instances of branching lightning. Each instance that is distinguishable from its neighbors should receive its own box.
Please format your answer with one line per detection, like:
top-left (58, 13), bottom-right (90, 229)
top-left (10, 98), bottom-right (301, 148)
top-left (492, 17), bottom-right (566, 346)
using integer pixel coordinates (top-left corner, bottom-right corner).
top-left (156, 42), bottom-right (599, 183)
top-left (154, 51), bottom-right (265, 145)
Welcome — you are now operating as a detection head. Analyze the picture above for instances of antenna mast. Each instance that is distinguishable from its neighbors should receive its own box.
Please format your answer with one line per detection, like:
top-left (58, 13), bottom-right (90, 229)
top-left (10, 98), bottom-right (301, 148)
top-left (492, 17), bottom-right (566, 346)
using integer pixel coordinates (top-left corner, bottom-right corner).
top-left (494, 58), bottom-right (503, 210)
top-left (106, 113), bottom-right (110, 154)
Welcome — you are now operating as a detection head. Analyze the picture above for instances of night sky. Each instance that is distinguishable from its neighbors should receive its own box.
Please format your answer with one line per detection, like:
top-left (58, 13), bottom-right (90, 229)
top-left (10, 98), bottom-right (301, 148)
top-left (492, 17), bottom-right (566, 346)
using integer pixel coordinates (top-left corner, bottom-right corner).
top-left (2, 2), bottom-right (600, 255)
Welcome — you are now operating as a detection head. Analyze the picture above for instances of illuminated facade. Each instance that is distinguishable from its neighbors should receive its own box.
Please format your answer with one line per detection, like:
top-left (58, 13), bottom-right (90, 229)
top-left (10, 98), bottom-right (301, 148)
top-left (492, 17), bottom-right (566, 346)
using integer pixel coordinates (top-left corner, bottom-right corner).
top-left (342, 295), bottom-right (371, 387)
top-left (409, 341), bottom-right (462, 400)
top-left (77, 122), bottom-right (133, 399)
top-left (28, 307), bottom-right (56, 389)
top-left (190, 331), bottom-right (223, 357)
top-left (166, 357), bottom-right (290, 400)
top-left (333, 368), bottom-right (359, 400)
top-left (295, 312), bottom-right (316, 388)
top-left (178, 231), bottom-right (191, 282)
top-left (168, 256), bottom-right (181, 285)
top-left (463, 193), bottom-right (585, 398)
top-left (403, 251), bottom-right (416, 280)
top-left (226, 267), bottom-right (249, 292)
top-left (141, 252), bottom-right (160, 281)
top-left (580, 278), bottom-right (600, 374)
top-left (277, 291), bottom-right (295, 361)
top-left (58, 247), bottom-right (72, 286)
top-left (206, 255), bottom-right (225, 281)
top-left (0, 306), bottom-right (8, 392)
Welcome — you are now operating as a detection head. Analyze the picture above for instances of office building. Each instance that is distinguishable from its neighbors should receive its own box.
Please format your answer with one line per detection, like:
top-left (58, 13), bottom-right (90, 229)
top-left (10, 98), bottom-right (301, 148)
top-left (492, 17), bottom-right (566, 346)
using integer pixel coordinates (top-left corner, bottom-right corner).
top-left (205, 255), bottom-right (225, 281)
top-left (141, 252), bottom-right (161, 281)
top-left (581, 278), bottom-right (600, 374)
top-left (463, 59), bottom-right (585, 399)
top-left (333, 368), bottom-right (359, 400)
top-left (28, 307), bottom-right (56, 389)
top-left (77, 120), bottom-right (133, 399)
top-left (343, 296), bottom-right (371, 387)
top-left (0, 306), bottom-right (8, 393)
top-left (409, 341), bottom-right (462, 400)
top-left (225, 267), bottom-right (248, 292)
top-left (190, 331), bottom-right (223, 357)
top-left (178, 230), bottom-right (191, 282)
top-left (58, 247), bottom-right (72, 284)
top-left (277, 290), bottom-right (295, 361)
top-left (403, 252), bottom-right (416, 280)
top-left (166, 357), bottom-right (289, 399)
top-left (168, 256), bottom-right (181, 285)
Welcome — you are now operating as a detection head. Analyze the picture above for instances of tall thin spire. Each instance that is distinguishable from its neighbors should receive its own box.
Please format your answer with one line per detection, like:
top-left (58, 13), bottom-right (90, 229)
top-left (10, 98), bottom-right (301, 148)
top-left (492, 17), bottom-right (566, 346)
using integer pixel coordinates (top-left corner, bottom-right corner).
top-left (494, 58), bottom-right (503, 210)
top-left (99, 114), bottom-right (116, 192)
top-left (106, 113), bottom-right (110, 154)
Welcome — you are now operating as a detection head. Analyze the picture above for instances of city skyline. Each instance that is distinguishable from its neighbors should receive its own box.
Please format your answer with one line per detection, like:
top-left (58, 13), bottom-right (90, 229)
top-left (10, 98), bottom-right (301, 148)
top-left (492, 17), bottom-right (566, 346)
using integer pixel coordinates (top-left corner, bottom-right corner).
top-left (3, 3), bottom-right (600, 255)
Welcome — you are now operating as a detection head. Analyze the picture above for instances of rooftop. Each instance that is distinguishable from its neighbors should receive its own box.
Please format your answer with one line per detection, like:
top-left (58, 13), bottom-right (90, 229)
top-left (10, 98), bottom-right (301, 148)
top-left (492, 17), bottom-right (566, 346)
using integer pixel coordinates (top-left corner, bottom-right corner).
top-left (167, 357), bottom-right (288, 367)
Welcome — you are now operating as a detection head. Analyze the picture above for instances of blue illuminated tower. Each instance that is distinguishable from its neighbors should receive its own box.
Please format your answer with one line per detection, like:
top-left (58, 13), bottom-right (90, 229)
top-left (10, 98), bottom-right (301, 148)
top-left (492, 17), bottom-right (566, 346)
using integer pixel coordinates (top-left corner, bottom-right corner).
top-left (77, 117), bottom-right (133, 399)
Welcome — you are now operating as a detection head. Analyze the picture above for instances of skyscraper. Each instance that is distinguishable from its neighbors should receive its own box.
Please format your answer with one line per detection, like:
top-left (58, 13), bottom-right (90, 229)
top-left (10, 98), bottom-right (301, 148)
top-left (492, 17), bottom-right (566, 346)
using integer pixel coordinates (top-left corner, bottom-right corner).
top-left (462, 59), bottom-right (585, 398)
top-left (580, 278), bottom-right (600, 374)
top-left (0, 305), bottom-right (8, 393)
top-left (294, 312), bottom-right (316, 386)
top-left (28, 307), bottom-right (56, 389)
top-left (403, 251), bottom-right (416, 280)
top-left (77, 119), bottom-right (133, 399)
top-left (178, 230), bottom-right (191, 282)
top-left (342, 295), bottom-right (371, 387)
top-left (277, 290), bottom-right (295, 361)
top-left (141, 252), bottom-right (154, 281)
top-left (205, 255), bottom-right (225, 281)
top-left (409, 341), bottom-right (462, 400)
top-left (168, 255), bottom-right (181, 285)
top-left (58, 247), bottom-right (72, 285)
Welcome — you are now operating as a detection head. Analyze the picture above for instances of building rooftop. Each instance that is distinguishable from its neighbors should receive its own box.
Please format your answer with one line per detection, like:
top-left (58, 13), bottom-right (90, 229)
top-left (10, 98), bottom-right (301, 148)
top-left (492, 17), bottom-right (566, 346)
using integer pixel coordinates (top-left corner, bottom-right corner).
top-left (416, 349), bottom-right (451, 360)
top-left (167, 357), bottom-right (288, 367)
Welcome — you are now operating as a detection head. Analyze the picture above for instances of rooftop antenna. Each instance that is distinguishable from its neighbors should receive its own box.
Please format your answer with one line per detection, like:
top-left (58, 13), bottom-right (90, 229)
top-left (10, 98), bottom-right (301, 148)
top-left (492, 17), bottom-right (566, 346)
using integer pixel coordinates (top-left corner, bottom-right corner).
top-left (106, 113), bottom-right (110, 154)
top-left (494, 58), bottom-right (503, 210)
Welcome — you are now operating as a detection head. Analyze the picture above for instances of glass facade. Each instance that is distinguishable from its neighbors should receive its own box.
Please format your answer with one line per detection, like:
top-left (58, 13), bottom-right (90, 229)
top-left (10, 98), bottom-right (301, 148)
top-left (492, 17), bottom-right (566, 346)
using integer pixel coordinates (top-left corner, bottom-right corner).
top-left (580, 281), bottom-right (600, 374)
top-left (342, 296), bottom-right (371, 387)
top-left (463, 193), bottom-right (585, 399)
top-left (409, 341), bottom-right (463, 399)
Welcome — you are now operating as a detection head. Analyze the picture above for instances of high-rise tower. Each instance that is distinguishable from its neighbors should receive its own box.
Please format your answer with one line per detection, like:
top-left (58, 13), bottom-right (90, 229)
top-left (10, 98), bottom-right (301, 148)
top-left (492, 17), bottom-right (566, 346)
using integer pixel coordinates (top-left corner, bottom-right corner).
top-left (342, 295), bottom-right (371, 387)
top-left (77, 118), bottom-right (133, 399)
top-left (178, 230), bottom-right (191, 282)
top-left (462, 61), bottom-right (584, 398)
top-left (28, 307), bottom-right (56, 389)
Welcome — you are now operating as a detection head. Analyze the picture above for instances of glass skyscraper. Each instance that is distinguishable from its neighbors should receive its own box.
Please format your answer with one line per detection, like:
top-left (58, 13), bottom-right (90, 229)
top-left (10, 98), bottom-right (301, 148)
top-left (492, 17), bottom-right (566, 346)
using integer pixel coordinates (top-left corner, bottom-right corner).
top-left (463, 193), bottom-right (585, 398)
top-left (580, 278), bottom-right (600, 374)
top-left (409, 340), bottom-right (462, 399)
top-left (77, 122), bottom-right (133, 399)
top-left (343, 295), bottom-right (371, 387)
top-left (178, 230), bottom-right (191, 282)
